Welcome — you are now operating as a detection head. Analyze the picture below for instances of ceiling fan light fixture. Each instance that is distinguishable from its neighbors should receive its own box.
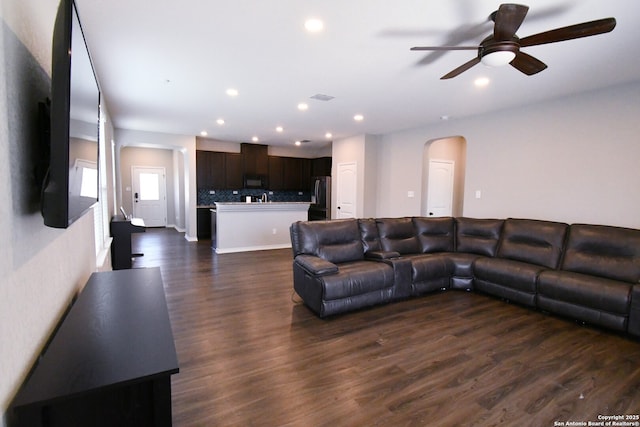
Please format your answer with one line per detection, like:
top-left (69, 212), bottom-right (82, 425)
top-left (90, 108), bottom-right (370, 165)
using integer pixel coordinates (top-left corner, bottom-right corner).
top-left (481, 50), bottom-right (516, 67)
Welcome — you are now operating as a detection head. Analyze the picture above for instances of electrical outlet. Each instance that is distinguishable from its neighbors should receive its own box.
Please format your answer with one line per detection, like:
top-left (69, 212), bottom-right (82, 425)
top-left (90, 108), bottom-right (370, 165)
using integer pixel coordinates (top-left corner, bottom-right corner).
top-left (272, 228), bottom-right (277, 235)
top-left (233, 190), bottom-right (238, 195)
top-left (209, 190), bottom-right (215, 195)
top-left (475, 190), bottom-right (482, 199)
top-left (407, 191), bottom-right (415, 198)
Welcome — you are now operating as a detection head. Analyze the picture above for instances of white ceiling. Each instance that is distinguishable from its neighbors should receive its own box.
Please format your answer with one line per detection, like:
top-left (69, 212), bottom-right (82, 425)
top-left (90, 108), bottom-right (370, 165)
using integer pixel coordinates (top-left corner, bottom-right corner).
top-left (75, 0), bottom-right (640, 148)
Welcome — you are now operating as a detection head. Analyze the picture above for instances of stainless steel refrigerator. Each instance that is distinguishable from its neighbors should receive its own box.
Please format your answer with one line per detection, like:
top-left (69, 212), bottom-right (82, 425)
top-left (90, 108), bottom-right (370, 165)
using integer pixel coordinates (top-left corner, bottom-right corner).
top-left (309, 176), bottom-right (331, 221)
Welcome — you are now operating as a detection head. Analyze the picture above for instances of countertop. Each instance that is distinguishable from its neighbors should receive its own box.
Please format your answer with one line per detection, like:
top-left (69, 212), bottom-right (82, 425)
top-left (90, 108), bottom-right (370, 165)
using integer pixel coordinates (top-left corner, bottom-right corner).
top-left (213, 201), bottom-right (310, 213)
top-left (198, 202), bottom-right (310, 208)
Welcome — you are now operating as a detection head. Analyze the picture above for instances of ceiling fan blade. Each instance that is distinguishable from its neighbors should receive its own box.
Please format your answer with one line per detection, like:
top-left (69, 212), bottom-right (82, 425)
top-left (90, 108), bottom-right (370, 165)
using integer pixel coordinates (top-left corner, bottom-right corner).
top-left (493, 3), bottom-right (530, 41)
top-left (510, 51), bottom-right (547, 75)
top-left (519, 18), bottom-right (616, 47)
top-left (411, 46), bottom-right (477, 51)
top-left (441, 57), bottom-right (481, 80)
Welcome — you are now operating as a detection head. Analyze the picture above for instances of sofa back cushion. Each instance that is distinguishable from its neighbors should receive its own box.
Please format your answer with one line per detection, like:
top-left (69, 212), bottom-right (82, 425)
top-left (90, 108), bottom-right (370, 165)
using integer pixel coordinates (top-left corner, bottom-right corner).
top-left (376, 218), bottom-right (420, 254)
top-left (358, 218), bottom-right (382, 253)
top-left (497, 219), bottom-right (568, 269)
top-left (412, 217), bottom-right (454, 253)
top-left (455, 217), bottom-right (504, 256)
top-left (562, 224), bottom-right (640, 283)
top-left (293, 219), bottom-right (364, 264)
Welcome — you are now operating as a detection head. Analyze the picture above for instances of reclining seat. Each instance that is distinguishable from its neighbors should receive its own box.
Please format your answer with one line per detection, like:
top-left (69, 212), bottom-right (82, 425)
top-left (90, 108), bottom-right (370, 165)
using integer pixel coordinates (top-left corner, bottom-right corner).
top-left (474, 219), bottom-right (568, 307)
top-left (538, 224), bottom-right (640, 335)
top-left (451, 217), bottom-right (504, 290)
top-left (377, 217), bottom-right (454, 295)
top-left (290, 219), bottom-right (395, 317)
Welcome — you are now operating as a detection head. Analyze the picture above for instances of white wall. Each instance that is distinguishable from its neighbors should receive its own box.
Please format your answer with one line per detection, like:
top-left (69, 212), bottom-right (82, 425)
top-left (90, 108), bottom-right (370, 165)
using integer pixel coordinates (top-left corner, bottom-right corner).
top-left (196, 136), bottom-right (332, 158)
top-left (374, 82), bottom-right (640, 229)
top-left (0, 1), bottom-right (106, 424)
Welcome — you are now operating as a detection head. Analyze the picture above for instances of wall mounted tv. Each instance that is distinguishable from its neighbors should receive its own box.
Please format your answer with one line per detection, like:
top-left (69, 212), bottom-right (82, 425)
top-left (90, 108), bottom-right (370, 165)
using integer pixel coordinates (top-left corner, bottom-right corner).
top-left (42, 0), bottom-right (101, 228)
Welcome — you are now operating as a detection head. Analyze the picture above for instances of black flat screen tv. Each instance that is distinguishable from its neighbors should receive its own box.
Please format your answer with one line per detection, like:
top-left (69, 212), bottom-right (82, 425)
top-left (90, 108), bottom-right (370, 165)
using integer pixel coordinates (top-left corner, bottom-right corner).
top-left (42, 0), bottom-right (100, 228)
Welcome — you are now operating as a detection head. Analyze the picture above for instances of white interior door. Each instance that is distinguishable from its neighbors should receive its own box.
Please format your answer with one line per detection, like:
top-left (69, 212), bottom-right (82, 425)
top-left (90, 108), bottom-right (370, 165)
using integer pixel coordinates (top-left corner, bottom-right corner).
top-left (336, 162), bottom-right (357, 218)
top-left (426, 159), bottom-right (454, 217)
top-left (132, 166), bottom-right (167, 227)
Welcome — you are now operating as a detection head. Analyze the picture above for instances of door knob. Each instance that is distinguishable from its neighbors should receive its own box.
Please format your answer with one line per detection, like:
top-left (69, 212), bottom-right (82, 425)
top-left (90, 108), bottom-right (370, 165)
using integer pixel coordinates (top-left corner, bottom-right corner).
top-left (337, 206), bottom-right (341, 210)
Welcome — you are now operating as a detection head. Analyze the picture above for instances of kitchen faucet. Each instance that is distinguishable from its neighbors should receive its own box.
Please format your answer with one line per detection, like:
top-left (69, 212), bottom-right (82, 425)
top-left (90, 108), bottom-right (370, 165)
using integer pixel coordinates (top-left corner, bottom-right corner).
top-left (261, 192), bottom-right (268, 203)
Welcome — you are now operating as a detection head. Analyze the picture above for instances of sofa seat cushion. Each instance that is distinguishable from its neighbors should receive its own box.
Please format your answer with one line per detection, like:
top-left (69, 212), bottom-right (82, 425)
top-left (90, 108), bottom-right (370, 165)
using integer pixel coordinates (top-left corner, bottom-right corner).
top-left (474, 258), bottom-right (545, 294)
top-left (321, 260), bottom-right (395, 300)
top-left (538, 270), bottom-right (632, 315)
top-left (399, 253), bottom-right (451, 295)
top-left (447, 252), bottom-right (484, 291)
top-left (403, 253), bottom-right (451, 282)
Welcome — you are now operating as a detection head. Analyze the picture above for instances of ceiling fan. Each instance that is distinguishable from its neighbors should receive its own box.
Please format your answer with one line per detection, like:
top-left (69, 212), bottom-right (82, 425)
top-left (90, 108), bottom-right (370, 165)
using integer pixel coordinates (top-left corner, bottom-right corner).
top-left (411, 3), bottom-right (616, 79)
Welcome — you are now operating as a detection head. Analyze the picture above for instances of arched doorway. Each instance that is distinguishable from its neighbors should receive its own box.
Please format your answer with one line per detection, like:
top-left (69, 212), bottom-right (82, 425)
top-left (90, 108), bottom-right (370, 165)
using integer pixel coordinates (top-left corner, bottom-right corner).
top-left (421, 136), bottom-right (467, 217)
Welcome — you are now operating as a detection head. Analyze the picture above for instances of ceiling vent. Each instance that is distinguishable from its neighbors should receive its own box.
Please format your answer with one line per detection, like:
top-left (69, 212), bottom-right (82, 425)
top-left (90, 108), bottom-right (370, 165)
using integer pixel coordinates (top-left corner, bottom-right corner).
top-left (310, 94), bottom-right (335, 102)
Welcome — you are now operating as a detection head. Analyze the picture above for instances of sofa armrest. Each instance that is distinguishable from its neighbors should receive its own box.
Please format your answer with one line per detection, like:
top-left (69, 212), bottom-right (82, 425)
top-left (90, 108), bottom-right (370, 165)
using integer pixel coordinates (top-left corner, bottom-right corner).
top-left (365, 251), bottom-right (401, 260)
top-left (628, 284), bottom-right (640, 337)
top-left (294, 255), bottom-right (339, 276)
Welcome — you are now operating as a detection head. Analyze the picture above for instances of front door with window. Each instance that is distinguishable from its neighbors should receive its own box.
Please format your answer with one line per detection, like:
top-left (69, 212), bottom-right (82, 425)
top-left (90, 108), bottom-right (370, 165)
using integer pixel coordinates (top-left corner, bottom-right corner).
top-left (132, 166), bottom-right (167, 227)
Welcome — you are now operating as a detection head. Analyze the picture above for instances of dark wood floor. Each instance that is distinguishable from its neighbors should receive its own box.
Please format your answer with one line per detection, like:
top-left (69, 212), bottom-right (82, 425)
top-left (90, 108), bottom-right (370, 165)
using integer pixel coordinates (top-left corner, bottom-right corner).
top-left (133, 228), bottom-right (640, 426)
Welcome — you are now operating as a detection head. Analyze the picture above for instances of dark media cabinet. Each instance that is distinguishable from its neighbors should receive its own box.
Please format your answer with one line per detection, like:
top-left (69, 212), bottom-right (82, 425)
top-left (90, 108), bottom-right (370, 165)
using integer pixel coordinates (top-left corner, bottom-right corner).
top-left (11, 268), bottom-right (179, 427)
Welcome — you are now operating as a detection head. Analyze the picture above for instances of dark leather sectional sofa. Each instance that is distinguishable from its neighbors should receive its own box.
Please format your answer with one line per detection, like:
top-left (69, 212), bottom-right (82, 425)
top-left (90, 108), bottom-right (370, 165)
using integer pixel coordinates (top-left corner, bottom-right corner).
top-left (289, 217), bottom-right (640, 337)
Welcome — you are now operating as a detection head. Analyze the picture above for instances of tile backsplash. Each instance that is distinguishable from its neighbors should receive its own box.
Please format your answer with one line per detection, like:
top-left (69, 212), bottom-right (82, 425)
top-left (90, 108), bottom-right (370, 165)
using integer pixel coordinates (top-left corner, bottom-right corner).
top-left (198, 189), bottom-right (311, 205)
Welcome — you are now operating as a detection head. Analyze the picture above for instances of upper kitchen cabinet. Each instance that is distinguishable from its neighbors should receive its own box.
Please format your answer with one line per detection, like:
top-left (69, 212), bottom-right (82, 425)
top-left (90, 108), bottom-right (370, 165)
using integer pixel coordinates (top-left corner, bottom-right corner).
top-left (241, 143), bottom-right (269, 177)
top-left (197, 150), bottom-right (224, 189)
top-left (196, 150), bottom-right (242, 190)
top-left (281, 157), bottom-right (311, 191)
top-left (312, 157), bottom-right (332, 177)
top-left (225, 152), bottom-right (244, 189)
top-left (268, 156), bottom-right (284, 191)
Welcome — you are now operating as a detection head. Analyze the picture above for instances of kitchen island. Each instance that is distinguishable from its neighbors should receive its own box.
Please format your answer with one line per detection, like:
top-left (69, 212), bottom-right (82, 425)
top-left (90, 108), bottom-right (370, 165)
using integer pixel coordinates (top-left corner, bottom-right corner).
top-left (214, 202), bottom-right (310, 253)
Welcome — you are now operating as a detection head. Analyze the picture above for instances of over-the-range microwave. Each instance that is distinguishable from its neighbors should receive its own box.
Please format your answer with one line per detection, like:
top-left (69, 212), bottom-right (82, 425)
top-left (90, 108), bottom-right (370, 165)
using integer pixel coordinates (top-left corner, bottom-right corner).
top-left (244, 175), bottom-right (266, 189)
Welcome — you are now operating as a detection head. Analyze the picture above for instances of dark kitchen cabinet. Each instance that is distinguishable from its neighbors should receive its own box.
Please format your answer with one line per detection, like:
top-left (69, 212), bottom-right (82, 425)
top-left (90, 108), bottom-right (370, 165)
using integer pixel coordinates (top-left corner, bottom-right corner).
top-left (196, 150), bottom-right (236, 190)
top-left (196, 150), bottom-right (224, 189)
top-left (268, 156), bottom-right (284, 190)
top-left (197, 208), bottom-right (211, 239)
top-left (241, 143), bottom-right (268, 177)
top-left (301, 158), bottom-right (311, 191)
top-left (312, 157), bottom-right (332, 177)
top-left (198, 147), bottom-right (330, 191)
top-left (225, 153), bottom-right (243, 189)
top-left (283, 157), bottom-right (302, 190)
top-left (196, 150), bottom-right (211, 188)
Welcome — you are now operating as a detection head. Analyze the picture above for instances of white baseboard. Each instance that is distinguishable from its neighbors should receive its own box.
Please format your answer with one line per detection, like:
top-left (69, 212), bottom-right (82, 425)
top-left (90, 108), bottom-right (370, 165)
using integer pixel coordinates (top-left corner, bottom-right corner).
top-left (215, 243), bottom-right (291, 254)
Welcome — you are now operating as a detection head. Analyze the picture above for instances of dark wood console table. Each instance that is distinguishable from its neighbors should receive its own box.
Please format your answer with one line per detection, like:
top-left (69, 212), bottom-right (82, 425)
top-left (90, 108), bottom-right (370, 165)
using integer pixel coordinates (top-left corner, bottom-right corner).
top-left (11, 268), bottom-right (179, 427)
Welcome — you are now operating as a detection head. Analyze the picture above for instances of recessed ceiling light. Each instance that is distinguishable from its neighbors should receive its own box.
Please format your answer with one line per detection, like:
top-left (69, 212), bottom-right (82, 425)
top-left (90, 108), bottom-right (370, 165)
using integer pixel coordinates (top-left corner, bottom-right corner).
top-left (298, 103), bottom-right (309, 111)
top-left (200, 131), bottom-right (208, 136)
top-left (295, 141), bottom-right (301, 146)
top-left (226, 88), bottom-right (238, 97)
top-left (474, 77), bottom-right (490, 88)
top-left (252, 136), bottom-right (259, 142)
top-left (325, 132), bottom-right (332, 139)
top-left (304, 18), bottom-right (324, 33)
top-left (216, 118), bottom-right (225, 125)
top-left (276, 126), bottom-right (284, 132)
top-left (354, 114), bottom-right (364, 122)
